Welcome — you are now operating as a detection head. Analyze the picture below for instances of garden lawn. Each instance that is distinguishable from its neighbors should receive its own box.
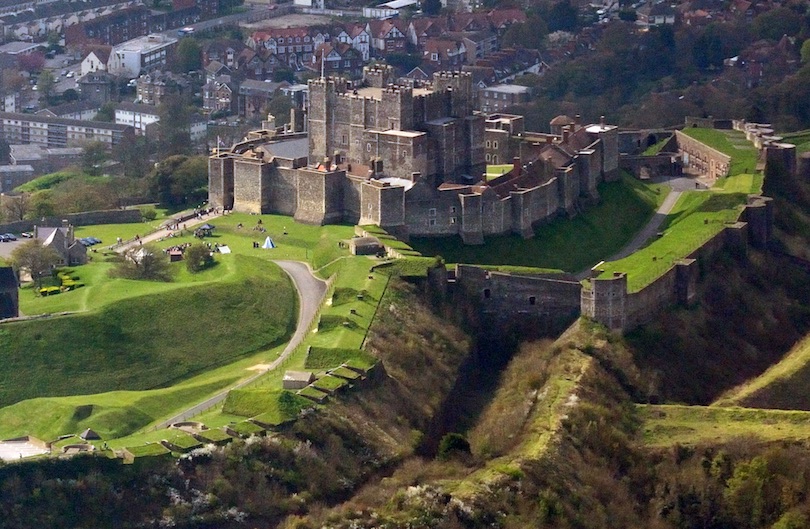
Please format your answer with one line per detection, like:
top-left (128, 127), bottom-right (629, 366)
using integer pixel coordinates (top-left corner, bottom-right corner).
top-left (410, 175), bottom-right (666, 273)
top-left (638, 404), bottom-right (810, 447)
top-left (222, 389), bottom-right (313, 422)
top-left (0, 254), bottom-right (296, 408)
top-left (486, 164), bottom-right (514, 180)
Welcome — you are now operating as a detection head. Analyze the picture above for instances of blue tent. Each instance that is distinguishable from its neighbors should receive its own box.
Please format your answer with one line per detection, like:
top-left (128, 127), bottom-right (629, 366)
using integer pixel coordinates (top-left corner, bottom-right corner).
top-left (262, 236), bottom-right (276, 249)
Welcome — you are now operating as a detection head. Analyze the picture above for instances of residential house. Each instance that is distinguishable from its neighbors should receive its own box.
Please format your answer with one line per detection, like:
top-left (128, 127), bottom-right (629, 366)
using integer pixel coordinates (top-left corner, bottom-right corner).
top-left (148, 6), bottom-right (200, 34)
top-left (80, 46), bottom-right (111, 76)
top-left (34, 223), bottom-right (87, 266)
top-left (238, 79), bottom-right (289, 120)
top-left (114, 101), bottom-right (160, 135)
top-left (637, 2), bottom-right (677, 27)
top-left (0, 165), bottom-right (35, 193)
top-left (366, 19), bottom-right (407, 57)
top-left (202, 76), bottom-right (236, 114)
top-left (454, 30), bottom-right (497, 64)
top-left (478, 84), bottom-right (531, 112)
top-left (246, 27), bottom-right (327, 71)
top-left (202, 39), bottom-right (246, 69)
top-left (136, 71), bottom-right (189, 105)
top-left (36, 101), bottom-right (101, 121)
top-left (204, 61), bottom-right (231, 82)
top-left (486, 8), bottom-right (527, 34)
top-left (362, 0), bottom-right (418, 19)
top-left (77, 71), bottom-right (117, 105)
top-left (422, 38), bottom-right (467, 69)
top-left (65, 6), bottom-right (150, 47)
top-left (310, 43), bottom-right (364, 78)
top-left (447, 12), bottom-right (490, 32)
top-left (406, 17), bottom-right (447, 48)
top-left (334, 24), bottom-right (370, 61)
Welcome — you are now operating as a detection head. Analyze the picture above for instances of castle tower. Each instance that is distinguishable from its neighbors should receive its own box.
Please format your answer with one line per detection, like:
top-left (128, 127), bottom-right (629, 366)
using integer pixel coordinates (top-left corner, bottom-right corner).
top-left (307, 77), bottom-right (348, 166)
top-left (432, 71), bottom-right (473, 118)
top-left (381, 85), bottom-right (414, 131)
top-left (363, 64), bottom-right (394, 88)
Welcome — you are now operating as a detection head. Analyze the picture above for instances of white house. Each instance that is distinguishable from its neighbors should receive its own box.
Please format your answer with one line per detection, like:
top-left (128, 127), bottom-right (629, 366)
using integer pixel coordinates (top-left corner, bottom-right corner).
top-left (114, 102), bottom-right (159, 135)
top-left (108, 34), bottom-right (178, 78)
top-left (80, 48), bottom-right (111, 77)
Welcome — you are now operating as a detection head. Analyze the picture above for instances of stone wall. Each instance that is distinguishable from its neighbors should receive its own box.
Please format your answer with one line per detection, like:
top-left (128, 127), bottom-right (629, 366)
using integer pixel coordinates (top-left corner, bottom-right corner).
top-left (620, 154), bottom-right (681, 179)
top-left (675, 130), bottom-right (732, 179)
top-left (0, 209), bottom-right (142, 234)
top-left (453, 264), bottom-right (581, 334)
top-left (294, 168), bottom-right (344, 225)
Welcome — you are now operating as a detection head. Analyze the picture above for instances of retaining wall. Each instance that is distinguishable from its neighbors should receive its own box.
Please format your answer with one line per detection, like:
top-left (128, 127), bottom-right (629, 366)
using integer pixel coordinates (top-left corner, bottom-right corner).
top-left (0, 209), bottom-right (142, 234)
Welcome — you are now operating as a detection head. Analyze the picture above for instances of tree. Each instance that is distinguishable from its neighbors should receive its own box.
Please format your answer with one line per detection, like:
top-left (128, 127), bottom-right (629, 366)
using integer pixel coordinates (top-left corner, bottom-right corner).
top-left (175, 38), bottom-right (202, 73)
top-left (263, 94), bottom-right (293, 125)
top-left (62, 88), bottom-right (79, 102)
top-left (95, 102), bottom-right (116, 122)
top-left (437, 433), bottom-right (471, 460)
top-left (502, 15), bottom-right (548, 50)
top-left (10, 240), bottom-right (60, 289)
top-left (1, 70), bottom-right (26, 94)
top-left (157, 93), bottom-right (192, 157)
top-left (1, 192), bottom-right (30, 221)
top-left (185, 243), bottom-right (214, 272)
top-left (37, 70), bottom-right (56, 103)
top-left (802, 39), bottom-right (810, 64)
top-left (0, 137), bottom-right (9, 164)
top-left (149, 155), bottom-right (207, 206)
top-left (114, 133), bottom-right (150, 178)
top-left (752, 7), bottom-right (802, 41)
top-left (110, 245), bottom-right (172, 281)
top-left (17, 52), bottom-right (45, 73)
top-left (547, 0), bottom-right (578, 32)
top-left (82, 141), bottom-right (108, 176)
top-left (422, 0), bottom-right (442, 16)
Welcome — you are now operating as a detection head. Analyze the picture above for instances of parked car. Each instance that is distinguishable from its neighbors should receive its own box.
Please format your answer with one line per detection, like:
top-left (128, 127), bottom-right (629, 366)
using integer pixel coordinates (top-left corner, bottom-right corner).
top-left (3, 233), bottom-right (17, 241)
top-left (0, 234), bottom-right (9, 242)
top-left (21, 232), bottom-right (33, 238)
top-left (66, 71), bottom-right (74, 78)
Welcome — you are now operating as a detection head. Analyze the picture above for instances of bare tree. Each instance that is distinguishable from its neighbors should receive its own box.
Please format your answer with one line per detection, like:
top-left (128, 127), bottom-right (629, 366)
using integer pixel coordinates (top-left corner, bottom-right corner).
top-left (10, 239), bottom-right (60, 289)
top-left (1, 193), bottom-right (30, 222)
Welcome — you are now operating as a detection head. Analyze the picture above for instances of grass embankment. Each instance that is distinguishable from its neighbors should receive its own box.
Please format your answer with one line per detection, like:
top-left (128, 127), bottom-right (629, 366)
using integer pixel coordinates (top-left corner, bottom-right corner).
top-left (0, 255), bottom-right (295, 420)
top-left (597, 129), bottom-right (762, 291)
top-left (714, 334), bottom-right (810, 410)
top-left (410, 174), bottom-right (665, 273)
top-left (781, 129), bottom-right (810, 153)
top-left (638, 404), bottom-right (810, 447)
top-left (642, 135), bottom-right (673, 155)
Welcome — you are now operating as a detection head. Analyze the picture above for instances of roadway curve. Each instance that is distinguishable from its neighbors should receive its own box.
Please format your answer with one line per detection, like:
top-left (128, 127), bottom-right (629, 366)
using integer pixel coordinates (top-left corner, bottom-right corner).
top-left (154, 260), bottom-right (327, 429)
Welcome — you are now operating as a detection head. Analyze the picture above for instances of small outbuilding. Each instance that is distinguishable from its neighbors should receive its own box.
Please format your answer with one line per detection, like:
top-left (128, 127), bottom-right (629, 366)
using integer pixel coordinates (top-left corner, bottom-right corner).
top-left (79, 428), bottom-right (101, 441)
top-left (282, 370), bottom-right (315, 390)
top-left (349, 236), bottom-right (383, 256)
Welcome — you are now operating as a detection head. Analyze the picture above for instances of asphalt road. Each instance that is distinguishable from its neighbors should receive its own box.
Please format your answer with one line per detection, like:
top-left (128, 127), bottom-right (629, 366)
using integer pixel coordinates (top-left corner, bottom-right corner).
top-left (153, 259), bottom-right (327, 429)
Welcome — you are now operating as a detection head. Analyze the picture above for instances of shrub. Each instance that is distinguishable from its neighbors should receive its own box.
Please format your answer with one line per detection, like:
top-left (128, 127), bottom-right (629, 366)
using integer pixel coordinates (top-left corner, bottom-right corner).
top-left (185, 243), bottom-right (214, 273)
top-left (141, 207), bottom-right (158, 221)
top-left (437, 433), bottom-right (471, 460)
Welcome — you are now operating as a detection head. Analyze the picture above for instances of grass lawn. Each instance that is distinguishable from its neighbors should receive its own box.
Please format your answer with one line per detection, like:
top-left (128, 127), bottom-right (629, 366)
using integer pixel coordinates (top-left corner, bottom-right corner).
top-left (642, 136), bottom-right (673, 155)
top-left (597, 169), bottom-right (762, 291)
top-left (410, 174), bottom-right (666, 273)
top-left (0, 254), bottom-right (296, 408)
top-left (638, 404), bottom-right (810, 447)
top-left (305, 347), bottom-right (376, 370)
top-left (681, 128), bottom-right (760, 176)
top-left (782, 130), bottom-right (810, 154)
top-left (222, 389), bottom-right (313, 421)
top-left (486, 164), bottom-right (514, 180)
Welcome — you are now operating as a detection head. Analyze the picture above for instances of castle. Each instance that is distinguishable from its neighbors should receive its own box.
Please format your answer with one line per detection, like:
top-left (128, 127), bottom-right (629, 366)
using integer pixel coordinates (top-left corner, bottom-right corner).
top-left (208, 65), bottom-right (619, 243)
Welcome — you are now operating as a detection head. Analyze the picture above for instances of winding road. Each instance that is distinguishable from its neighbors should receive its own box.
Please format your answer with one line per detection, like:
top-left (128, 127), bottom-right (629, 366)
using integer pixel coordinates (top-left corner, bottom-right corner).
top-left (154, 260), bottom-right (327, 429)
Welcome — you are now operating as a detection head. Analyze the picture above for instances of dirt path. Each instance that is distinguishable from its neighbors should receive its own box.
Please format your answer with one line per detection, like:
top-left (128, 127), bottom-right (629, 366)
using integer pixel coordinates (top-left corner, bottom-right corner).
top-left (114, 210), bottom-right (224, 254)
top-left (153, 260), bottom-right (327, 429)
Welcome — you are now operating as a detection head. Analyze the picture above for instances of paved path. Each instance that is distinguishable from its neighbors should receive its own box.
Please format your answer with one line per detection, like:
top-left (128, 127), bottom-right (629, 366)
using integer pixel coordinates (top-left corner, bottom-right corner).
top-left (575, 187), bottom-right (684, 280)
top-left (154, 260), bottom-right (326, 429)
top-left (114, 210), bottom-right (224, 254)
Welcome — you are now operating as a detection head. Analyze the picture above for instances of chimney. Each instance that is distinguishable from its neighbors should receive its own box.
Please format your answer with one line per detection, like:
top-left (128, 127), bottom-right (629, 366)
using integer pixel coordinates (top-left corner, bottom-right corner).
top-left (512, 157), bottom-right (521, 177)
top-left (411, 171), bottom-right (421, 182)
top-left (62, 219), bottom-right (69, 228)
top-left (574, 114), bottom-right (581, 128)
top-left (600, 115), bottom-right (606, 126)
top-left (562, 126), bottom-right (570, 143)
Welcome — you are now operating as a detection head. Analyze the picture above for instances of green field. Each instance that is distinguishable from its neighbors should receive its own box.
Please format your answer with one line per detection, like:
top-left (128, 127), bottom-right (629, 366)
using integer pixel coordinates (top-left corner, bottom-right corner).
top-left (638, 404), bottom-right (810, 447)
top-left (410, 175), bottom-right (666, 273)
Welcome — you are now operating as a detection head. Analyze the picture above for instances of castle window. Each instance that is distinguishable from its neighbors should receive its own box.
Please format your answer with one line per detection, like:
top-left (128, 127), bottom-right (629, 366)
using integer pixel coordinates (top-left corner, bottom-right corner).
top-left (367, 143), bottom-right (372, 152)
top-left (486, 140), bottom-right (491, 148)
top-left (450, 206), bottom-right (456, 213)
top-left (450, 217), bottom-right (456, 224)
top-left (485, 153), bottom-right (491, 162)
top-left (493, 141), bottom-right (498, 149)
top-left (429, 219), bottom-right (436, 226)
top-left (428, 208), bottom-right (437, 216)
top-left (492, 155), bottom-right (498, 164)
top-left (529, 296), bottom-right (536, 306)
top-left (484, 288), bottom-right (491, 299)
top-left (341, 134), bottom-right (347, 145)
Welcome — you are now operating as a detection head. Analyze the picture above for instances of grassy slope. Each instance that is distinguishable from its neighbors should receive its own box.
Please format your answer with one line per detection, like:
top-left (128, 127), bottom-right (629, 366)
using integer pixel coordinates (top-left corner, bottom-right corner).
top-left (714, 334), bottom-right (810, 410)
top-left (638, 404), bottom-right (810, 447)
top-left (410, 174), bottom-right (665, 273)
top-left (0, 254), bottom-right (296, 407)
top-left (782, 129), bottom-right (810, 153)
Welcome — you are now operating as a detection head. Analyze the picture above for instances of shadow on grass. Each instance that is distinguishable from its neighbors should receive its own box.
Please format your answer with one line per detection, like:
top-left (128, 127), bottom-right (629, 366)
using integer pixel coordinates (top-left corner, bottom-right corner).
top-left (697, 193), bottom-right (747, 213)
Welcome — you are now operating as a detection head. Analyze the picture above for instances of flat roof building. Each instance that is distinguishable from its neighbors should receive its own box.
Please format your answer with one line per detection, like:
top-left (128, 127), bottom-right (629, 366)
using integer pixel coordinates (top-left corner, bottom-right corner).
top-left (109, 34), bottom-right (178, 78)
